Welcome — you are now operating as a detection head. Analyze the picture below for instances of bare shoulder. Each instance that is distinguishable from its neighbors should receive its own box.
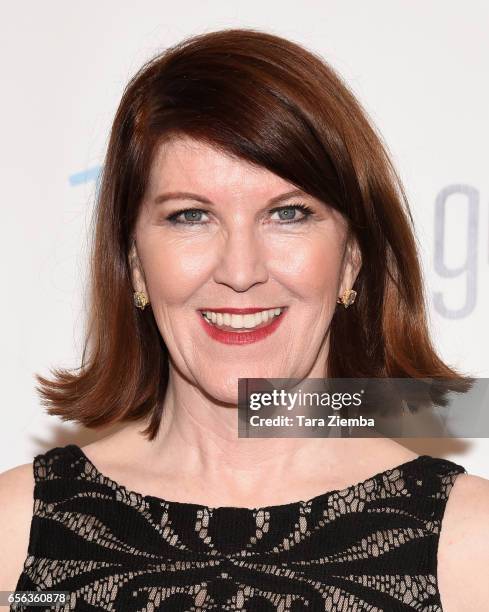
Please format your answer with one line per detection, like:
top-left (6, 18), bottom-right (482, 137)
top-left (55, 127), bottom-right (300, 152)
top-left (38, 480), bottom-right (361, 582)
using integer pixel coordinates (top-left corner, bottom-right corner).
top-left (438, 471), bottom-right (489, 611)
top-left (0, 462), bottom-right (35, 591)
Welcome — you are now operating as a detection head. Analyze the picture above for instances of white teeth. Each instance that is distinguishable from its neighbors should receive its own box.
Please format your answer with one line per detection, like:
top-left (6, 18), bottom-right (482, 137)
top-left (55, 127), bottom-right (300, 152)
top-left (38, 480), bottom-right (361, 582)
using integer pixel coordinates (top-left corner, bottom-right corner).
top-left (202, 308), bottom-right (284, 330)
top-left (233, 314), bottom-right (244, 328)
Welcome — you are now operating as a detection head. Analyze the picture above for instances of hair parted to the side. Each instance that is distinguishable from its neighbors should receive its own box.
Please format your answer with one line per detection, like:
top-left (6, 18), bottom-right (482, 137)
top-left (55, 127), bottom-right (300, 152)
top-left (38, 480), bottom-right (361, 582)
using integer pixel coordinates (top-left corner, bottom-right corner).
top-left (35, 27), bottom-right (472, 441)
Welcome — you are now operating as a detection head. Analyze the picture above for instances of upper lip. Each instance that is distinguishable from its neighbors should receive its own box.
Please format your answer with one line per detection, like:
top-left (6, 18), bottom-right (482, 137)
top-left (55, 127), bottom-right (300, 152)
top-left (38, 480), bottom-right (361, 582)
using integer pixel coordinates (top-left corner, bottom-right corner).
top-left (198, 306), bottom-right (286, 314)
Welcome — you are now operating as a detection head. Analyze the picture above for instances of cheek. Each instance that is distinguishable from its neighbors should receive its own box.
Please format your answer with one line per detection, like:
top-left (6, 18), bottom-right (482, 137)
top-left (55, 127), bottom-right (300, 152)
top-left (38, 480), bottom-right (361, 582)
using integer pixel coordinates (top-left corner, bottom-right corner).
top-left (268, 236), bottom-right (344, 294)
top-left (139, 236), bottom-right (214, 305)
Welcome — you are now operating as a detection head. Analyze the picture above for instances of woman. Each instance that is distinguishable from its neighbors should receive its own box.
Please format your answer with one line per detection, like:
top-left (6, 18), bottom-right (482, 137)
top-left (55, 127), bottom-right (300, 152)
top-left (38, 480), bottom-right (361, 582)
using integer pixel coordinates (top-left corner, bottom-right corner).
top-left (1, 27), bottom-right (488, 611)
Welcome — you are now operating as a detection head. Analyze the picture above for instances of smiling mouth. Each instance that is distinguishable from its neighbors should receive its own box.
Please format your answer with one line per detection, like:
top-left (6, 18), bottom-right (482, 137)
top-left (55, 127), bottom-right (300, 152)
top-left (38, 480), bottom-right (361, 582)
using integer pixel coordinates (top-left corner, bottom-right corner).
top-left (199, 307), bottom-right (286, 332)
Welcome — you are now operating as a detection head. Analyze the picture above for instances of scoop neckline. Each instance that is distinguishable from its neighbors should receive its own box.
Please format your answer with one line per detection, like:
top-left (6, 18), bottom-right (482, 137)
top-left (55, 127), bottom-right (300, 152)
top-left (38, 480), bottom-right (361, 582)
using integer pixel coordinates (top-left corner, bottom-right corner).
top-left (65, 443), bottom-right (429, 514)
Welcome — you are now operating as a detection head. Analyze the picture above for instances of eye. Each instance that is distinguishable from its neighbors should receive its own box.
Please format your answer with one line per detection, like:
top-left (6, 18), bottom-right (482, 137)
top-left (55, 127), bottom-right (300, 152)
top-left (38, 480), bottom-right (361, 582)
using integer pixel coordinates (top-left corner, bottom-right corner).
top-left (166, 208), bottom-right (209, 225)
top-left (270, 203), bottom-right (314, 223)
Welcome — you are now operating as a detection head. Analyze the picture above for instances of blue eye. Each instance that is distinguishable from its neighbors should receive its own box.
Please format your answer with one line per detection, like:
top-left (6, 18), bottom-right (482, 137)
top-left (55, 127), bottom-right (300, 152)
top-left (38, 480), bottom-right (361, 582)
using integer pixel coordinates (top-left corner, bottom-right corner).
top-left (181, 209), bottom-right (204, 223)
top-left (166, 203), bottom-right (314, 225)
top-left (166, 209), bottom-right (207, 225)
top-left (270, 203), bottom-right (314, 223)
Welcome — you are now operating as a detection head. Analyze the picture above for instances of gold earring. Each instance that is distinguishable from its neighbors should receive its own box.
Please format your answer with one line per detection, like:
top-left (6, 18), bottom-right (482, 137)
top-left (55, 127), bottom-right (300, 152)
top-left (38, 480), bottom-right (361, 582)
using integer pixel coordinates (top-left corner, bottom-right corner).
top-left (337, 289), bottom-right (357, 308)
top-left (133, 291), bottom-right (150, 310)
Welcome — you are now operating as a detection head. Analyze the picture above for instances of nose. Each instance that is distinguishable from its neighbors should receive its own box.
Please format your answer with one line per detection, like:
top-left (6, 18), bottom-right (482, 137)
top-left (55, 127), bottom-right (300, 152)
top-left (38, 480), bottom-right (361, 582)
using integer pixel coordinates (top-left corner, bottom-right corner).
top-left (212, 224), bottom-right (269, 292)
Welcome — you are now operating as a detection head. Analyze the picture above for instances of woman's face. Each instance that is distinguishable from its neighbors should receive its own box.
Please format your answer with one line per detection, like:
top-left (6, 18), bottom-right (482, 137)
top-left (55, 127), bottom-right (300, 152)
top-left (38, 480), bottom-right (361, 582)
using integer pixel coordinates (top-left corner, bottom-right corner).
top-left (131, 136), bottom-right (361, 403)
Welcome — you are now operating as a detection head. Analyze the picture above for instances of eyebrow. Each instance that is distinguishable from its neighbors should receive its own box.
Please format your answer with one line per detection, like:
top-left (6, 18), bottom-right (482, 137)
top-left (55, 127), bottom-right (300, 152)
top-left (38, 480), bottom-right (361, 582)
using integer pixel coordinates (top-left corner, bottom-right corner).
top-left (153, 188), bottom-right (307, 207)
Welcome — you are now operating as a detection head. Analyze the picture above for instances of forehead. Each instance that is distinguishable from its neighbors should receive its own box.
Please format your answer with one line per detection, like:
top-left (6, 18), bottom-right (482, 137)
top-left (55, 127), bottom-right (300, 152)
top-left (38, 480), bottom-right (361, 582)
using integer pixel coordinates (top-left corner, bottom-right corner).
top-left (146, 135), bottom-right (295, 200)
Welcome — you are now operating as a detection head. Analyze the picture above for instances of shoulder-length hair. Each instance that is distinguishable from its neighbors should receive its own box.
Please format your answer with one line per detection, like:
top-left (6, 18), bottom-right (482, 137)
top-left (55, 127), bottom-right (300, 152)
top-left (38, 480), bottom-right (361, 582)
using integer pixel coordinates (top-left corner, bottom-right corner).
top-left (36, 28), bottom-right (471, 440)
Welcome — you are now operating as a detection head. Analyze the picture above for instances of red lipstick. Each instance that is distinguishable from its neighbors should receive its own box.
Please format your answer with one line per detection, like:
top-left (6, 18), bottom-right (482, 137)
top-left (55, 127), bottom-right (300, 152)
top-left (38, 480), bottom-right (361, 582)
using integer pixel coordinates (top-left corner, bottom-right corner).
top-left (197, 308), bottom-right (287, 345)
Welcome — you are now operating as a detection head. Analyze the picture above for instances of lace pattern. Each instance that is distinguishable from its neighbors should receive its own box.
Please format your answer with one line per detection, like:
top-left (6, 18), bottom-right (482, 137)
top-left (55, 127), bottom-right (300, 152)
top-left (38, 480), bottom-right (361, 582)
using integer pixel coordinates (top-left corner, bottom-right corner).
top-left (13, 445), bottom-right (466, 611)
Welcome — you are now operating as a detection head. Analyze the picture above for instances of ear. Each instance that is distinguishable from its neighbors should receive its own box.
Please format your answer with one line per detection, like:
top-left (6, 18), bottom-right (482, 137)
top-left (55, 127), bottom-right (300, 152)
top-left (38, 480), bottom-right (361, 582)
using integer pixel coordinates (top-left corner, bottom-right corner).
top-left (128, 240), bottom-right (148, 295)
top-left (338, 232), bottom-right (362, 298)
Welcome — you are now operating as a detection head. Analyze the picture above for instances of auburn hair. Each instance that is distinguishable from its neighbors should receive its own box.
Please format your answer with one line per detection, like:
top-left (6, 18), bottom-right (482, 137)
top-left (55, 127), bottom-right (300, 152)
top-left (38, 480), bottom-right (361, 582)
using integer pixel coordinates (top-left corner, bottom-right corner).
top-left (36, 28), bottom-right (472, 440)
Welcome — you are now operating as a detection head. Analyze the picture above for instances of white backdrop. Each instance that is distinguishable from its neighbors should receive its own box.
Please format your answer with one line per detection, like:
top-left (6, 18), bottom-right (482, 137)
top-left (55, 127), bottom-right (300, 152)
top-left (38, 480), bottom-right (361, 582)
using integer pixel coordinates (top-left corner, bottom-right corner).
top-left (1, 1), bottom-right (488, 477)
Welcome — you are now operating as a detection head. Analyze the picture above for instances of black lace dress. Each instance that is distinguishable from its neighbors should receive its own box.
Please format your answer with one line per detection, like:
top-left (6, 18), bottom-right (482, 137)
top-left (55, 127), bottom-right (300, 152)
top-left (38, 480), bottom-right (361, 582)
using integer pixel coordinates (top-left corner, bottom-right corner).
top-left (12, 444), bottom-right (466, 611)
